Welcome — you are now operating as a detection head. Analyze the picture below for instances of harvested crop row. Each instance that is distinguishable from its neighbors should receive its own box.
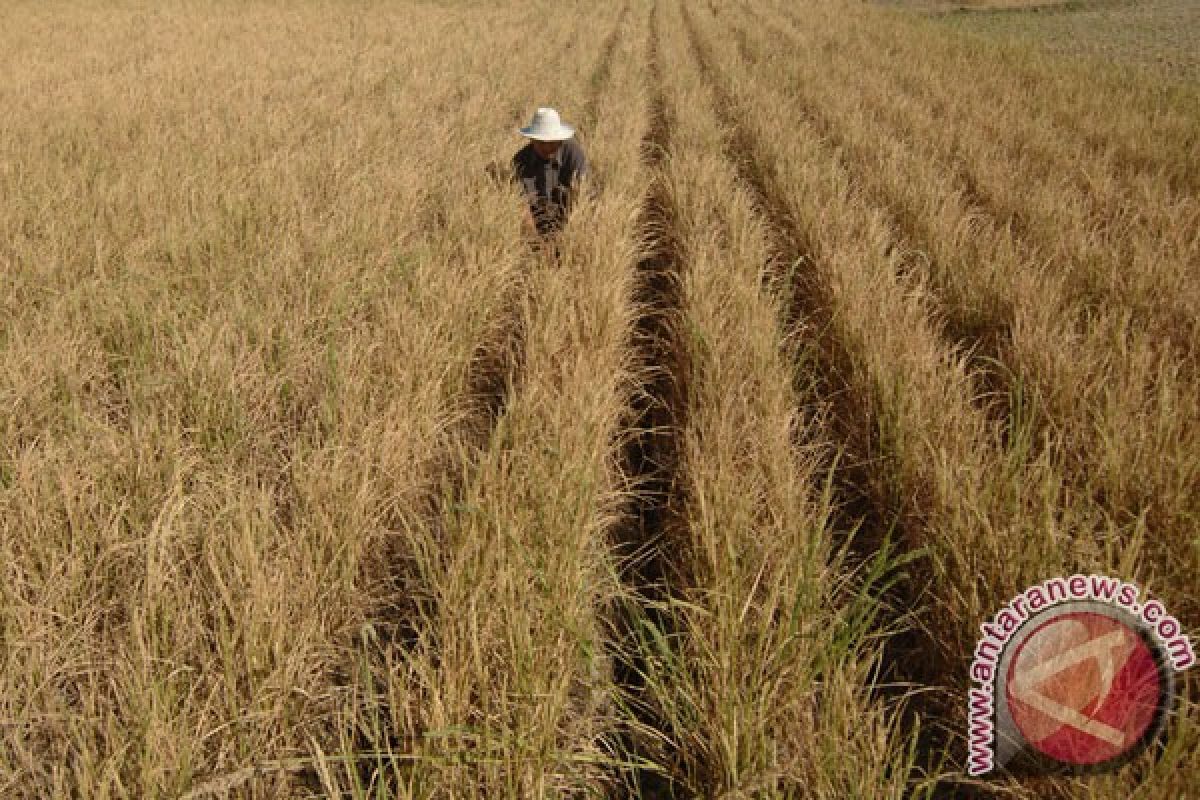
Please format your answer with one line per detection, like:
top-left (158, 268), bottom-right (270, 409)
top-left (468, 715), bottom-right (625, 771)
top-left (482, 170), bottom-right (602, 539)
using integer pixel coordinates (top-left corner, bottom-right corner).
top-left (613, 1), bottom-right (921, 795)
top-left (337, 6), bottom-right (652, 797)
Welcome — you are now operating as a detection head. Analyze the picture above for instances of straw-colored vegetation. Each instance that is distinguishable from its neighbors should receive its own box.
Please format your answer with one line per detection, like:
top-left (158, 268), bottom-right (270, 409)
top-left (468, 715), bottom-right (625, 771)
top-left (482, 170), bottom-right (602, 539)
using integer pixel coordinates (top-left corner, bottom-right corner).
top-left (1, 0), bottom-right (1195, 798)
top-left (923, 0), bottom-right (1200, 85)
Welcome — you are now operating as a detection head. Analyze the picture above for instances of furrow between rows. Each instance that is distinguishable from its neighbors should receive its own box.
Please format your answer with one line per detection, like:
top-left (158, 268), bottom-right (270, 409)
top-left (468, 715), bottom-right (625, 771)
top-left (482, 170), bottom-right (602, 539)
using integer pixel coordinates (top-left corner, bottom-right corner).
top-left (607, 3), bottom-right (692, 796)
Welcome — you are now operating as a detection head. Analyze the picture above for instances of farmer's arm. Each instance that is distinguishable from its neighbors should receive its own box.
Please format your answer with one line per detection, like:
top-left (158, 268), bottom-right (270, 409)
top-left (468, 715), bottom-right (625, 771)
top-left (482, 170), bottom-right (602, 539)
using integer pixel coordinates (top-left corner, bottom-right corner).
top-left (511, 149), bottom-right (541, 238)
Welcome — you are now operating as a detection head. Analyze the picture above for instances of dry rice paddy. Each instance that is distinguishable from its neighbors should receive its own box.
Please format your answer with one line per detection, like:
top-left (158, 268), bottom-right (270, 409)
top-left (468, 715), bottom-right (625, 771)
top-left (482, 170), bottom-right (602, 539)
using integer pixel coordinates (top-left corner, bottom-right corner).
top-left (1, 1), bottom-right (1197, 797)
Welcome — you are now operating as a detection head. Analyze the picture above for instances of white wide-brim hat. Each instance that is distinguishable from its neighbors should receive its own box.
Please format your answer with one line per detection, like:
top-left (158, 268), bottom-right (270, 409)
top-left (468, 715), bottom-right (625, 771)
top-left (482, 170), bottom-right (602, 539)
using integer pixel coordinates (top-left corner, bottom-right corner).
top-left (519, 107), bottom-right (575, 141)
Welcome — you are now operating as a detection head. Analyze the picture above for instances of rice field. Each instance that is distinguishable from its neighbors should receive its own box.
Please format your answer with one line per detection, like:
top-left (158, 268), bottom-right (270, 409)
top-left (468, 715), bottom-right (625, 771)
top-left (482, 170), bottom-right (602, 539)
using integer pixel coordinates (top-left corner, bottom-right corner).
top-left (923, 0), bottom-right (1200, 85)
top-left (1, 1), bottom-right (1197, 797)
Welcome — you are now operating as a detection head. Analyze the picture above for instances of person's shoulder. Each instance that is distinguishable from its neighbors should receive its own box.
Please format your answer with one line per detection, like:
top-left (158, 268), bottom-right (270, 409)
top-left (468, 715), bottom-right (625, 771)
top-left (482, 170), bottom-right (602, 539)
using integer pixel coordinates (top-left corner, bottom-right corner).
top-left (512, 142), bottom-right (535, 166)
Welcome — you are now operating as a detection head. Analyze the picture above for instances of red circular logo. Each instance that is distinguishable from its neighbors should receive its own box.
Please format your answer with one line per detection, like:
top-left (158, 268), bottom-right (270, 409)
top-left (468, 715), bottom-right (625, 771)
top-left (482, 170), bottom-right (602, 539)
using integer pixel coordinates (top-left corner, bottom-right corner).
top-left (1005, 611), bottom-right (1164, 766)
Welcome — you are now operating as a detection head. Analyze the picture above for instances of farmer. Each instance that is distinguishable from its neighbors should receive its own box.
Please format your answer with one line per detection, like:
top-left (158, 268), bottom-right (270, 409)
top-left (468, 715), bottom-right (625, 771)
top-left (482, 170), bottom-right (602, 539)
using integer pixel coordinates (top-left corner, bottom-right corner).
top-left (512, 107), bottom-right (589, 239)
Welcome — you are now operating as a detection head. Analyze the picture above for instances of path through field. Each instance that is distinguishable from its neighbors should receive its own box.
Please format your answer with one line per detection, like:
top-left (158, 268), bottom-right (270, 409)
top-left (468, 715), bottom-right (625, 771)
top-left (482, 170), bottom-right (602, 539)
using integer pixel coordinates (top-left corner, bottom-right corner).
top-left (1, 1), bottom-right (1196, 798)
